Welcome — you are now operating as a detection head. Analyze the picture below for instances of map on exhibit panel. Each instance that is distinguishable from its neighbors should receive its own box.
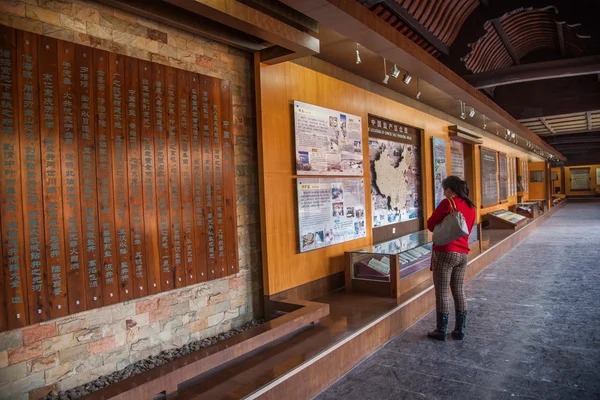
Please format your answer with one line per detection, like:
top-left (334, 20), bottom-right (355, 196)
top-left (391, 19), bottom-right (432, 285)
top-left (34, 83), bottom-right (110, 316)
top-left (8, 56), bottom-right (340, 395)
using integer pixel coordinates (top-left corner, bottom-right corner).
top-left (370, 138), bottom-right (421, 227)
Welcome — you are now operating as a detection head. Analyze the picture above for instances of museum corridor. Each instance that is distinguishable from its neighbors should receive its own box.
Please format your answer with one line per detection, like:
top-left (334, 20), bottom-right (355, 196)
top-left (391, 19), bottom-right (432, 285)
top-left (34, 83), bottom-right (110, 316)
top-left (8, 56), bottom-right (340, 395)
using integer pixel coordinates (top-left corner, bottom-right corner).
top-left (316, 202), bottom-right (600, 400)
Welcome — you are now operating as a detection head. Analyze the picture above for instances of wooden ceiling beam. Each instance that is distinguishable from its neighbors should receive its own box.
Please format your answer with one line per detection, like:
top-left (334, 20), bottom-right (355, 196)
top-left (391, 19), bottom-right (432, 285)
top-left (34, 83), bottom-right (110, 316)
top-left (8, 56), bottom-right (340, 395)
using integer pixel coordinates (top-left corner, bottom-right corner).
top-left (163, 0), bottom-right (320, 64)
top-left (492, 19), bottom-right (520, 65)
top-left (556, 21), bottom-right (566, 57)
top-left (463, 56), bottom-right (600, 88)
top-left (379, 0), bottom-right (450, 56)
top-left (540, 117), bottom-right (556, 134)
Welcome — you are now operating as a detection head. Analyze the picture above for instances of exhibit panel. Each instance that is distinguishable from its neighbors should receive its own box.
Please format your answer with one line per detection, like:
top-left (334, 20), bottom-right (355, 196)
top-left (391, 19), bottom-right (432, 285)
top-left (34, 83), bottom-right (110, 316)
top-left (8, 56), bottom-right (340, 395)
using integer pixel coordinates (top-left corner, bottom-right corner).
top-left (498, 153), bottom-right (508, 202)
top-left (563, 164), bottom-right (600, 196)
top-left (480, 148), bottom-right (499, 207)
top-left (450, 140), bottom-right (466, 180)
top-left (368, 114), bottom-right (423, 240)
top-left (0, 28), bottom-right (238, 331)
top-left (432, 137), bottom-right (448, 208)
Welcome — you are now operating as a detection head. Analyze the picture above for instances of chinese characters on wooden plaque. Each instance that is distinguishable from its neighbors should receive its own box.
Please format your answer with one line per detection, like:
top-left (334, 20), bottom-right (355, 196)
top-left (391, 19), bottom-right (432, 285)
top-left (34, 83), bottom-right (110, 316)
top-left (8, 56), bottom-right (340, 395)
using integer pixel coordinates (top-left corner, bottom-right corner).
top-left (0, 27), bottom-right (238, 332)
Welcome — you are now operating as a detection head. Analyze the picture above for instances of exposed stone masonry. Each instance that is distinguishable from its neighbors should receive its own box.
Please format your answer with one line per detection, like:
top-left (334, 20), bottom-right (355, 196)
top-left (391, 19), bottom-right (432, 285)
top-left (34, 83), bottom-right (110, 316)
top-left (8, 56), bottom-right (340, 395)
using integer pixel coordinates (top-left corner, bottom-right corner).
top-left (0, 0), bottom-right (262, 399)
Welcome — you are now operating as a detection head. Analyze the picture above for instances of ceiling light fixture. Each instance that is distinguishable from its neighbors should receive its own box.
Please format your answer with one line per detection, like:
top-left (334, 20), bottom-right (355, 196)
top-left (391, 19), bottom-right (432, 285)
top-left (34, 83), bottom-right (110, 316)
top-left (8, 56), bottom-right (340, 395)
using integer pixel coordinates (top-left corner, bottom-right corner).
top-left (459, 101), bottom-right (466, 120)
top-left (391, 64), bottom-right (400, 79)
top-left (416, 77), bottom-right (421, 99)
top-left (382, 58), bottom-right (389, 84)
top-left (483, 114), bottom-right (487, 130)
top-left (469, 107), bottom-right (475, 118)
top-left (402, 71), bottom-right (412, 84)
top-left (355, 43), bottom-right (361, 65)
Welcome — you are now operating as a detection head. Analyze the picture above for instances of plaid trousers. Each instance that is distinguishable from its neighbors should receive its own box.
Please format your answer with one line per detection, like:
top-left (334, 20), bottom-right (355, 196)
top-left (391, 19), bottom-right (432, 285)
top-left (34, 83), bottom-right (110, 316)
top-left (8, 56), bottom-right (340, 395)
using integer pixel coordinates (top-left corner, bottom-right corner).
top-left (432, 251), bottom-right (468, 314)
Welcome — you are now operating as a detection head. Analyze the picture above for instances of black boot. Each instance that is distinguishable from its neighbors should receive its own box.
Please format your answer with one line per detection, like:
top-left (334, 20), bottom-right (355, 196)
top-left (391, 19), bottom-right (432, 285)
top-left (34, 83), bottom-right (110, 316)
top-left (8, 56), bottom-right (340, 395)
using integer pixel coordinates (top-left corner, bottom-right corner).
top-left (427, 312), bottom-right (448, 341)
top-left (451, 311), bottom-right (467, 340)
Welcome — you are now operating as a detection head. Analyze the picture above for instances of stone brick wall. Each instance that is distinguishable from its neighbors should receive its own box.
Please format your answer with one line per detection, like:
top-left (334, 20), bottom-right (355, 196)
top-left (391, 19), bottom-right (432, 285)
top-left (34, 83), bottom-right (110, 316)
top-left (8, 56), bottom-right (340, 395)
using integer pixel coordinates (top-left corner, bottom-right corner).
top-left (0, 0), bottom-right (261, 398)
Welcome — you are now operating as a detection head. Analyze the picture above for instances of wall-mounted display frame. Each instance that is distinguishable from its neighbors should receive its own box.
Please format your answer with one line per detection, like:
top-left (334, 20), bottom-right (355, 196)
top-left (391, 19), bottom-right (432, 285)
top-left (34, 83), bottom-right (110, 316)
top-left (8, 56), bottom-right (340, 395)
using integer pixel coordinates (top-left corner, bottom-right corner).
top-left (294, 101), bottom-right (363, 176)
top-left (296, 177), bottom-right (367, 253)
top-left (570, 168), bottom-right (591, 191)
top-left (480, 147), bottom-right (499, 207)
top-left (450, 140), bottom-right (465, 180)
top-left (498, 153), bottom-right (508, 202)
top-left (530, 170), bottom-right (544, 182)
top-left (432, 137), bottom-right (448, 208)
top-left (368, 114), bottom-right (423, 243)
top-left (596, 168), bottom-right (600, 185)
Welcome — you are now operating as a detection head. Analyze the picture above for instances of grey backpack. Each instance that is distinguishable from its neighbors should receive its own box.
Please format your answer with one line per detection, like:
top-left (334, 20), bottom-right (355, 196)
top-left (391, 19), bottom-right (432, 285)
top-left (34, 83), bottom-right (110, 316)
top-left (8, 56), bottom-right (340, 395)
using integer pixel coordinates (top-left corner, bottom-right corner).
top-left (433, 197), bottom-right (469, 246)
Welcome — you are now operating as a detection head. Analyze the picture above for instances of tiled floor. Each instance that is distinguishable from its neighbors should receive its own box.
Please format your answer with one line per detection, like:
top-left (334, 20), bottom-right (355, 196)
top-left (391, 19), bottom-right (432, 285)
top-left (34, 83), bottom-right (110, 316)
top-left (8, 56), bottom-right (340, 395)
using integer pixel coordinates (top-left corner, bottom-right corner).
top-left (315, 203), bottom-right (600, 400)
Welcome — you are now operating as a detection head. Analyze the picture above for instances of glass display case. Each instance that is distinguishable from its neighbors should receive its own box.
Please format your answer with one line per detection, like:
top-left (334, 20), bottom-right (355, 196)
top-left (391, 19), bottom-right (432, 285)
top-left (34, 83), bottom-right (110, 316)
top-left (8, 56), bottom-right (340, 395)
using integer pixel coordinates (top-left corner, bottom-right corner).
top-left (346, 226), bottom-right (481, 298)
top-left (513, 201), bottom-right (540, 218)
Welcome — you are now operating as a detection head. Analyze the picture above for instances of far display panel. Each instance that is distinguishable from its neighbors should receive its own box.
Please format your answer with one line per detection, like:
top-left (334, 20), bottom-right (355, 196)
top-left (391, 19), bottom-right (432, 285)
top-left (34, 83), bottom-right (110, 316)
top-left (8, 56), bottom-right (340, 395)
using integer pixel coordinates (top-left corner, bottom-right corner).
top-left (480, 147), bottom-right (499, 207)
top-left (294, 101), bottom-right (363, 176)
top-left (297, 178), bottom-right (366, 253)
top-left (498, 153), bottom-right (508, 201)
top-left (432, 137), bottom-right (448, 208)
top-left (368, 114), bottom-right (421, 229)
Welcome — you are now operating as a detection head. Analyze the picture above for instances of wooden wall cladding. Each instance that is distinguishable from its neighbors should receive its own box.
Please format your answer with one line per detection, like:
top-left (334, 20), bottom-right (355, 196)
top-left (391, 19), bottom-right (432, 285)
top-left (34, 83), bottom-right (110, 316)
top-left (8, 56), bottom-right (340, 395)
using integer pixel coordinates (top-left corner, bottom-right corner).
top-left (0, 27), bottom-right (238, 332)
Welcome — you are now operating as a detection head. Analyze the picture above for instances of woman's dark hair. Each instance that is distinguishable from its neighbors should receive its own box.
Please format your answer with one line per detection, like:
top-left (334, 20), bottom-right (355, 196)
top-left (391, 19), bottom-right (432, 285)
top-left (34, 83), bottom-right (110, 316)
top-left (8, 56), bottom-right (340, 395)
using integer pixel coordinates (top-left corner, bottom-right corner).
top-left (442, 176), bottom-right (475, 208)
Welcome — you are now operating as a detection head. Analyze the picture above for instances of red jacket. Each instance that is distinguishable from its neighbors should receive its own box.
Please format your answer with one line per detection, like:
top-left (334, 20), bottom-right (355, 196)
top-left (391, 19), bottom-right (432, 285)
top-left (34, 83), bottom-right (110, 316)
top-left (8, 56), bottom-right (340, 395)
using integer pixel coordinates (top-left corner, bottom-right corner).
top-left (427, 197), bottom-right (476, 254)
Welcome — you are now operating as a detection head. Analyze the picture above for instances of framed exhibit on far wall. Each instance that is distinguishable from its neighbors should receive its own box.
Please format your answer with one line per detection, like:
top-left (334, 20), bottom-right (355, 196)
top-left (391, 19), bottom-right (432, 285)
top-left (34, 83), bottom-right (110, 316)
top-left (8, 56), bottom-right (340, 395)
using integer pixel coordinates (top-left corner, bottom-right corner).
top-left (432, 137), bottom-right (448, 208)
top-left (570, 168), bottom-right (591, 191)
top-left (480, 147), bottom-right (499, 207)
top-left (498, 153), bottom-right (508, 202)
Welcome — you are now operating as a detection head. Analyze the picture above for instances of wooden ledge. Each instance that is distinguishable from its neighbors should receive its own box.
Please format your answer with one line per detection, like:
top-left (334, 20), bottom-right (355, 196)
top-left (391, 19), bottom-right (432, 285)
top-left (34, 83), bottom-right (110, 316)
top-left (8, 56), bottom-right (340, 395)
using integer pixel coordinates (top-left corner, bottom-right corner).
top-left (83, 299), bottom-right (329, 400)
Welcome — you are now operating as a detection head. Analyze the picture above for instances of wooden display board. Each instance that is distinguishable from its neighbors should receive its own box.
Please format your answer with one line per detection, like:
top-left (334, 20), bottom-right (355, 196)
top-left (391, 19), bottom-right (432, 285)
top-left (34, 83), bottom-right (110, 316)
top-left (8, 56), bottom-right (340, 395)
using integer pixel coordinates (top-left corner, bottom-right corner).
top-left (0, 27), bottom-right (238, 332)
top-left (480, 147), bottom-right (499, 207)
top-left (487, 211), bottom-right (528, 231)
top-left (498, 153), bottom-right (508, 201)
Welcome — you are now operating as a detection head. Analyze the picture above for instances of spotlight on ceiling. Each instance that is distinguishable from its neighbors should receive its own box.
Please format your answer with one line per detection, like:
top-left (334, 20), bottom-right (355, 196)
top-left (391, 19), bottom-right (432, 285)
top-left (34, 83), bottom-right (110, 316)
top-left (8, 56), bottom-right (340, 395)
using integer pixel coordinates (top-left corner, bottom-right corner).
top-left (382, 58), bottom-right (389, 84)
top-left (468, 107), bottom-right (475, 118)
top-left (483, 115), bottom-right (487, 130)
top-left (391, 64), bottom-right (400, 79)
top-left (416, 91), bottom-right (421, 100)
top-left (402, 71), bottom-right (412, 84)
top-left (459, 100), bottom-right (466, 120)
top-left (355, 43), bottom-right (361, 65)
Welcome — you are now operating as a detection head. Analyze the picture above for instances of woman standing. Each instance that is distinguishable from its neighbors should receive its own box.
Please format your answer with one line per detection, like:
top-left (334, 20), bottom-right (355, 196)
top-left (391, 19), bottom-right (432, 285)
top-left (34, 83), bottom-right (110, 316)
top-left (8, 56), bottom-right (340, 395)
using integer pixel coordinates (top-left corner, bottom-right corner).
top-left (426, 176), bottom-right (476, 341)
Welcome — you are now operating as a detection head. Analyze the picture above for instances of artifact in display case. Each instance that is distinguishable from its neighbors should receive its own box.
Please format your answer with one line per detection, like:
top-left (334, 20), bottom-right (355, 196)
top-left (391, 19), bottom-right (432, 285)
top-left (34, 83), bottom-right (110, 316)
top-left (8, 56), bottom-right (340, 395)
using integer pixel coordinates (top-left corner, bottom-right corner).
top-left (527, 198), bottom-right (547, 213)
top-left (346, 226), bottom-right (481, 297)
top-left (487, 210), bottom-right (528, 230)
top-left (512, 201), bottom-right (540, 219)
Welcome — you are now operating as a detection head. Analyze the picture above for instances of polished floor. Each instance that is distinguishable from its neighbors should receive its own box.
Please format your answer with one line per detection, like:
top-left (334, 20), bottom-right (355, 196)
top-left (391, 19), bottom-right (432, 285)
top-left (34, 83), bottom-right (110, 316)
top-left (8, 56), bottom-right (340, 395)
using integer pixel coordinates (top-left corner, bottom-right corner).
top-left (316, 203), bottom-right (600, 400)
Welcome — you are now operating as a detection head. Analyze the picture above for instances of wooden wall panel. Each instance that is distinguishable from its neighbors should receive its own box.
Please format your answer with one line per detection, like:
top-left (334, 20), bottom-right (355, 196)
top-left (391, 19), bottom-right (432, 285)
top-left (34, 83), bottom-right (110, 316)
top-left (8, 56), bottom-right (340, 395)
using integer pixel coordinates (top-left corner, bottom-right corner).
top-left (109, 52), bottom-right (134, 302)
top-left (124, 57), bottom-right (147, 298)
top-left (39, 35), bottom-right (68, 318)
top-left (210, 78), bottom-right (226, 278)
top-left (153, 63), bottom-right (174, 291)
top-left (17, 30), bottom-right (50, 323)
top-left (200, 77), bottom-right (218, 281)
top-left (58, 40), bottom-right (87, 314)
top-left (94, 48), bottom-right (117, 307)
top-left (75, 45), bottom-right (102, 308)
top-left (0, 27), bottom-right (238, 332)
top-left (165, 67), bottom-right (185, 288)
top-left (177, 70), bottom-right (196, 285)
top-left (0, 26), bottom-right (29, 328)
top-left (220, 80), bottom-right (238, 275)
top-left (139, 60), bottom-right (161, 295)
top-left (258, 61), bottom-right (543, 296)
top-left (190, 74), bottom-right (207, 282)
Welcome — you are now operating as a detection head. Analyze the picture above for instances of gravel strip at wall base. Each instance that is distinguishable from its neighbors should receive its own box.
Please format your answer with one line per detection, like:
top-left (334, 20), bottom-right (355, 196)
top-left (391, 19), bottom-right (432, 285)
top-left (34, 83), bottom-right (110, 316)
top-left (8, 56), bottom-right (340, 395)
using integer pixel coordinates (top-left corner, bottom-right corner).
top-left (42, 319), bottom-right (265, 400)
